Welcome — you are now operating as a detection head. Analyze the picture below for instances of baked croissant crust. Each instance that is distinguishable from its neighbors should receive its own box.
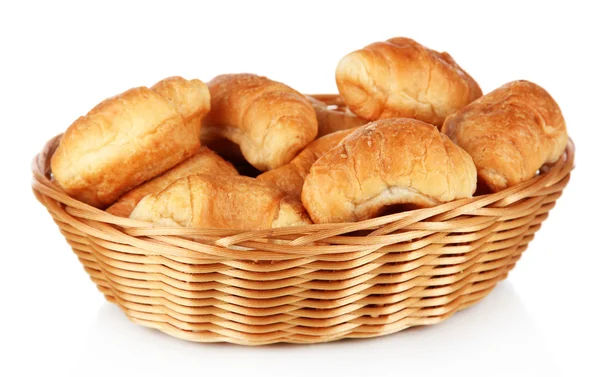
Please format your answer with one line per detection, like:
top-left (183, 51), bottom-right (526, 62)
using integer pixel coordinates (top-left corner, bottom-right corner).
top-left (130, 175), bottom-right (312, 229)
top-left (106, 146), bottom-right (238, 217)
top-left (51, 76), bottom-right (210, 208)
top-left (204, 73), bottom-right (318, 171)
top-left (442, 80), bottom-right (568, 192)
top-left (335, 37), bottom-right (482, 127)
top-left (302, 118), bottom-right (477, 223)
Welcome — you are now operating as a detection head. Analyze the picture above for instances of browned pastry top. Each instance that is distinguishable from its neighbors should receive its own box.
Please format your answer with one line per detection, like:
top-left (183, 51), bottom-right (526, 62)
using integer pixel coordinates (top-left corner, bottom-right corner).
top-left (302, 118), bottom-right (477, 223)
top-left (442, 80), bottom-right (567, 192)
top-left (336, 37), bottom-right (482, 127)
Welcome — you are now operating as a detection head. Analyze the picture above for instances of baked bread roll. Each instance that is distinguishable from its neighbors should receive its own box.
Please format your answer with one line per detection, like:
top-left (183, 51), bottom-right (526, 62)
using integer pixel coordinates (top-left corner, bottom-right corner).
top-left (106, 147), bottom-right (238, 217)
top-left (302, 118), bottom-right (477, 223)
top-left (335, 37), bottom-right (482, 127)
top-left (442, 80), bottom-right (568, 192)
top-left (203, 74), bottom-right (318, 171)
top-left (256, 128), bottom-right (357, 199)
top-left (306, 96), bottom-right (368, 136)
top-left (130, 175), bottom-right (311, 229)
top-left (51, 76), bottom-right (210, 208)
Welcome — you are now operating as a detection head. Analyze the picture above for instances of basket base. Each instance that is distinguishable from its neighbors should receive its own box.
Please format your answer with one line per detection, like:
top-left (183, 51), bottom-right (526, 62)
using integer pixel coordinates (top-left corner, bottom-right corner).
top-left (84, 246), bottom-right (518, 345)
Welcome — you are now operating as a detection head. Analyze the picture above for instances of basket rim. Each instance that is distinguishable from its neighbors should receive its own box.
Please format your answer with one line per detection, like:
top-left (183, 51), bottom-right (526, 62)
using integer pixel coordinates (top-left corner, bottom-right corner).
top-left (32, 131), bottom-right (574, 252)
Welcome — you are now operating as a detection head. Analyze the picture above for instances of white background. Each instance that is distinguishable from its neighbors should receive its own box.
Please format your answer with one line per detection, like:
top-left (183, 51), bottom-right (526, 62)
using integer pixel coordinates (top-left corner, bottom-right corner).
top-left (1, 1), bottom-right (598, 376)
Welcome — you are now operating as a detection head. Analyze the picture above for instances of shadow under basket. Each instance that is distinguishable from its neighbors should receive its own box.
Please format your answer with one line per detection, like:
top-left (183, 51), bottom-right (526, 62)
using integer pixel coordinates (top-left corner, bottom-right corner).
top-left (31, 102), bottom-right (575, 346)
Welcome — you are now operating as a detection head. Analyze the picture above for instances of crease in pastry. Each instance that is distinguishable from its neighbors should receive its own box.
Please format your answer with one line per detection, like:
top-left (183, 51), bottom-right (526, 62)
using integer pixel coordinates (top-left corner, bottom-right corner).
top-left (354, 186), bottom-right (441, 220)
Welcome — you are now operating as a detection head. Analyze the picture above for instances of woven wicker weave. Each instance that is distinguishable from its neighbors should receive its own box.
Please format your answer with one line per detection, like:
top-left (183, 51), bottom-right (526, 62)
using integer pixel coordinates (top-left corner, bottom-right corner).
top-left (31, 95), bottom-right (574, 345)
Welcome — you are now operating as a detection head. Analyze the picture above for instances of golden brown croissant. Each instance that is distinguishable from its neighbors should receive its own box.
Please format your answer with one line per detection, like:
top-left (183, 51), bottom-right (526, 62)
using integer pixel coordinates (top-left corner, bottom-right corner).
top-left (305, 96), bottom-right (369, 136)
top-left (51, 76), bottom-right (210, 208)
top-left (203, 74), bottom-right (318, 171)
top-left (256, 128), bottom-right (357, 199)
top-left (106, 147), bottom-right (238, 217)
top-left (130, 175), bottom-right (312, 229)
top-left (302, 118), bottom-right (477, 223)
top-left (335, 37), bottom-right (482, 127)
top-left (442, 80), bottom-right (568, 192)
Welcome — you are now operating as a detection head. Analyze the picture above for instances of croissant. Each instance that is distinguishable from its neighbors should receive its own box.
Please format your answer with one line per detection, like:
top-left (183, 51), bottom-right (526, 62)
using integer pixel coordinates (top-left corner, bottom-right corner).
top-left (106, 147), bottom-right (238, 217)
top-left (51, 76), bottom-right (210, 208)
top-left (442, 80), bottom-right (568, 192)
top-left (335, 37), bottom-right (482, 127)
top-left (256, 128), bottom-right (357, 199)
top-left (302, 118), bottom-right (477, 223)
top-left (130, 175), bottom-right (312, 229)
top-left (203, 74), bottom-right (318, 171)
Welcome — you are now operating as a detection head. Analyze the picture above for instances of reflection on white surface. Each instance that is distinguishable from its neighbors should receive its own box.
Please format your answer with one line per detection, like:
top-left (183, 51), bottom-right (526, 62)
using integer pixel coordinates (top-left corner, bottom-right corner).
top-left (71, 281), bottom-right (562, 377)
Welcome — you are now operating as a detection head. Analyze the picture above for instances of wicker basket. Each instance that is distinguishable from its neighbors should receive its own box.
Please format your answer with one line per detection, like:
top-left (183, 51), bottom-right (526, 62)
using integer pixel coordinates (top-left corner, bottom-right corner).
top-left (31, 95), bottom-right (574, 345)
